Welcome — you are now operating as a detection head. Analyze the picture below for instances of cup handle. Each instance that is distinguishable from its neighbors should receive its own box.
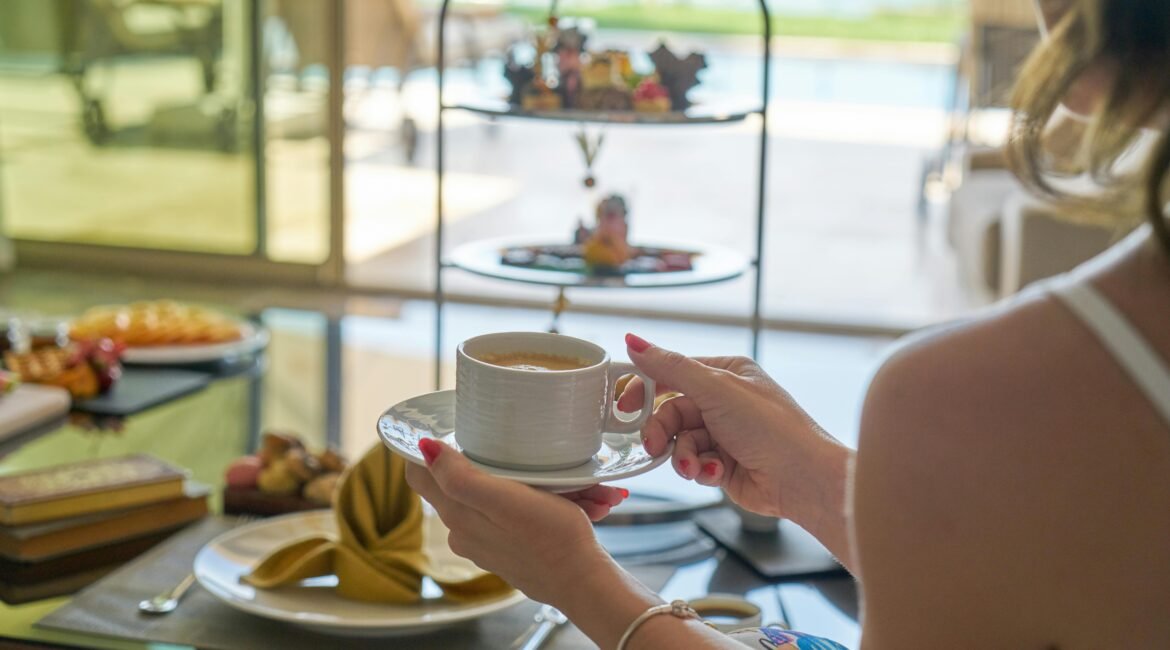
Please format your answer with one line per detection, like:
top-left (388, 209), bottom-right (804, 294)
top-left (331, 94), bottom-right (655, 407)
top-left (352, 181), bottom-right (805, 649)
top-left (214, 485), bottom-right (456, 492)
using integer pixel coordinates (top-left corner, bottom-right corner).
top-left (605, 362), bottom-right (655, 434)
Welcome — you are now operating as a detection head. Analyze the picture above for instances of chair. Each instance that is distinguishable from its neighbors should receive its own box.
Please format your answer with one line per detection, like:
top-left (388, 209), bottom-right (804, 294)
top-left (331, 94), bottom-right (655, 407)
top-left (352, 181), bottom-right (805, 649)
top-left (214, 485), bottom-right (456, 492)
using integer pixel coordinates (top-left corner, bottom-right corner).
top-left (932, 3), bottom-right (1131, 298)
top-left (918, 1), bottom-right (1040, 222)
top-left (273, 0), bottom-right (524, 162)
top-left (58, 0), bottom-right (226, 146)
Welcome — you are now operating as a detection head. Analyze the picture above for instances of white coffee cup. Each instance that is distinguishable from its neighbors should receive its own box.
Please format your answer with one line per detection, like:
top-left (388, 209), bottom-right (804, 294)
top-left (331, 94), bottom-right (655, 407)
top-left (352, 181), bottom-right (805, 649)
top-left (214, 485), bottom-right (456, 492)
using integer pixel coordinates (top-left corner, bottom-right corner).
top-left (456, 332), bottom-right (656, 470)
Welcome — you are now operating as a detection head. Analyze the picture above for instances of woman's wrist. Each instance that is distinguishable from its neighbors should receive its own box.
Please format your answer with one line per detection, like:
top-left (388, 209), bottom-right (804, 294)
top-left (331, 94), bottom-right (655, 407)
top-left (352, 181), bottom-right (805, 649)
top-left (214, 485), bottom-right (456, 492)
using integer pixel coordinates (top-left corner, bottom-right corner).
top-left (783, 439), bottom-right (856, 572)
top-left (554, 553), bottom-right (663, 649)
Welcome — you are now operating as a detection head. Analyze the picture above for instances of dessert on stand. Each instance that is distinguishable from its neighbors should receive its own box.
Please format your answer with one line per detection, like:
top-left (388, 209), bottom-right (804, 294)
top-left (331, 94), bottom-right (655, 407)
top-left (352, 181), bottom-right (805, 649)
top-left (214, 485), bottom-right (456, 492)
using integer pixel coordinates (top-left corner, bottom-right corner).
top-left (434, 1), bottom-right (772, 387)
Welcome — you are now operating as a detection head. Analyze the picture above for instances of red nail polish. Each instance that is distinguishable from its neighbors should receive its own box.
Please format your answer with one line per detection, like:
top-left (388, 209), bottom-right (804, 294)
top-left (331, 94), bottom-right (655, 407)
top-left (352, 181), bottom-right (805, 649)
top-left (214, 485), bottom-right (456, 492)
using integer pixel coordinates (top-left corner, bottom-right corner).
top-left (419, 438), bottom-right (441, 466)
top-left (679, 459), bottom-right (691, 474)
top-left (625, 333), bottom-right (651, 353)
top-left (618, 488), bottom-right (630, 498)
top-left (703, 462), bottom-right (717, 476)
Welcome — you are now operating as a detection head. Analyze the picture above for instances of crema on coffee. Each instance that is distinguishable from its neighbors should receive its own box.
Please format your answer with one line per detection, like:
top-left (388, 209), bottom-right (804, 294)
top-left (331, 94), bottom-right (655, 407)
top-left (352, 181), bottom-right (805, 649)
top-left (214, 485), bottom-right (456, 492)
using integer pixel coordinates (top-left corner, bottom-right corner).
top-left (475, 352), bottom-right (591, 372)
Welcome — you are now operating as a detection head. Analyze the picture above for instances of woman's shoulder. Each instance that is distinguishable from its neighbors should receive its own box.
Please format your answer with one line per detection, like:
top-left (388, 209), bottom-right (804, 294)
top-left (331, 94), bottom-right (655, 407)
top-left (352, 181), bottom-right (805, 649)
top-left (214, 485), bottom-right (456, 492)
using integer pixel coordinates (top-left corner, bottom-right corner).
top-left (865, 288), bottom-right (1076, 425)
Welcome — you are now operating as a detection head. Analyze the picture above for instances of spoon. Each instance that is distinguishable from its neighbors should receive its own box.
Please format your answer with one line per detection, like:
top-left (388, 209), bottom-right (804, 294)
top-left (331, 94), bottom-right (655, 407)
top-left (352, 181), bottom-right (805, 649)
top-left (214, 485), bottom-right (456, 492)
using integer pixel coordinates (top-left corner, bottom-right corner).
top-left (513, 604), bottom-right (568, 650)
top-left (138, 573), bottom-right (196, 615)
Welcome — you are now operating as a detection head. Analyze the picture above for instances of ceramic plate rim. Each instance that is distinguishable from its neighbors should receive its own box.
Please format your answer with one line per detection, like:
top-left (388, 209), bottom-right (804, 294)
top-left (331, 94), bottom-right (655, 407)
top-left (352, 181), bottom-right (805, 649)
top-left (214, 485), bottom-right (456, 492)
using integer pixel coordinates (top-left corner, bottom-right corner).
top-left (193, 511), bottom-right (527, 631)
top-left (377, 390), bottom-right (672, 489)
top-left (120, 322), bottom-right (269, 364)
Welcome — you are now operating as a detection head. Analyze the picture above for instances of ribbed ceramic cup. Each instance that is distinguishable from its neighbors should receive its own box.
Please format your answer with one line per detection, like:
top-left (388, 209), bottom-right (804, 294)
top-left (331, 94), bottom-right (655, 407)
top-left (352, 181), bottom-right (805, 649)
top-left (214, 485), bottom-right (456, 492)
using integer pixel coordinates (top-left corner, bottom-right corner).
top-left (456, 332), bottom-right (656, 470)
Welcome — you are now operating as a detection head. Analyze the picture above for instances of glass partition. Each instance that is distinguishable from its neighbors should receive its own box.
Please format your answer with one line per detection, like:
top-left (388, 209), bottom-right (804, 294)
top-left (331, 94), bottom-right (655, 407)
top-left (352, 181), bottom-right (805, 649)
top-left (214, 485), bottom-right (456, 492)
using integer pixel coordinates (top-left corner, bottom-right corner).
top-left (0, 0), bottom-right (337, 273)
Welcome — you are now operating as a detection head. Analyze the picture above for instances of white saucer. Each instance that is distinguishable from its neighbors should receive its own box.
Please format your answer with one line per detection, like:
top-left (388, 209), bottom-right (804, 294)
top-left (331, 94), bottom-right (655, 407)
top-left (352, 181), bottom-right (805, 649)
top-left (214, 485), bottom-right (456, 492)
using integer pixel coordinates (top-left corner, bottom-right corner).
top-left (377, 390), bottom-right (671, 492)
top-left (193, 511), bottom-right (527, 637)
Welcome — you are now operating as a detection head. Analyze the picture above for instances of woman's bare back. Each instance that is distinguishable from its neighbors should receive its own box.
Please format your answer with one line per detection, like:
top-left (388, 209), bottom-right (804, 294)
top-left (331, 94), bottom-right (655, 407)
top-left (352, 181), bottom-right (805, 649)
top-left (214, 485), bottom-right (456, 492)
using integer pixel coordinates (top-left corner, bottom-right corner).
top-left (852, 230), bottom-right (1170, 648)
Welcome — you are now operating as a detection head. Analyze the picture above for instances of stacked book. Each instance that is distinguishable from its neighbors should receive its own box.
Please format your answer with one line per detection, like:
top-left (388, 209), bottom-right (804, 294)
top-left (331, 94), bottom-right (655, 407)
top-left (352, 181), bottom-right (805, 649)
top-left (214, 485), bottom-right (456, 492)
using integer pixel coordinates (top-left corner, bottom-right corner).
top-left (0, 454), bottom-right (208, 604)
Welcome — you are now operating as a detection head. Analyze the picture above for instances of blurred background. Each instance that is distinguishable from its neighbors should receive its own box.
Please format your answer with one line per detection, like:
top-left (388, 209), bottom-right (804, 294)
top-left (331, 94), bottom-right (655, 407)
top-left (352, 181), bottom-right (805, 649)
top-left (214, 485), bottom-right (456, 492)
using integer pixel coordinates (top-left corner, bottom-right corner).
top-left (0, 0), bottom-right (1062, 334)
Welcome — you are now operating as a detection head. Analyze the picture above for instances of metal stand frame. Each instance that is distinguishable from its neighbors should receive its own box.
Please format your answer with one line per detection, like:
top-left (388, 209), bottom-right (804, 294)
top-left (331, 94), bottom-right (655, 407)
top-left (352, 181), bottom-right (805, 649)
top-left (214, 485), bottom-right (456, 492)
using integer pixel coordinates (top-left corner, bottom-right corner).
top-left (434, 1), bottom-right (772, 389)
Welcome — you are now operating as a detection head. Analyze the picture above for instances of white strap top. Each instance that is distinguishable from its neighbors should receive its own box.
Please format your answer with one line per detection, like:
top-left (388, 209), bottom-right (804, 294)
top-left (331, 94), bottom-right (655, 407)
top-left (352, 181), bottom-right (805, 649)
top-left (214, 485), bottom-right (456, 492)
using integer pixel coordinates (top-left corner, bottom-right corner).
top-left (1051, 280), bottom-right (1170, 426)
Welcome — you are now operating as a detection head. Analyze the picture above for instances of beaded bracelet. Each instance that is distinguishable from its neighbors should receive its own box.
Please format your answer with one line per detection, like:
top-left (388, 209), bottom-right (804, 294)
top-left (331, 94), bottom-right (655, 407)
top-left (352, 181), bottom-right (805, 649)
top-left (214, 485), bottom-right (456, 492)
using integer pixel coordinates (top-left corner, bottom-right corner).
top-left (615, 599), bottom-right (714, 650)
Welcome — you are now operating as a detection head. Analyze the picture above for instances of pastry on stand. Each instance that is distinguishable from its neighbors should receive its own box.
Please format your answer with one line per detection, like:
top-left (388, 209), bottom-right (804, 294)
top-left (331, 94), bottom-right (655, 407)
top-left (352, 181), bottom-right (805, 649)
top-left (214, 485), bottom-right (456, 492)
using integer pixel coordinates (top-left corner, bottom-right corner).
top-left (633, 76), bottom-right (671, 113)
top-left (504, 50), bottom-right (536, 106)
top-left (521, 80), bottom-right (563, 111)
top-left (554, 27), bottom-right (587, 107)
top-left (581, 195), bottom-right (632, 273)
top-left (648, 42), bottom-right (707, 110)
top-left (501, 19), bottom-right (706, 115)
top-left (578, 54), bottom-right (633, 112)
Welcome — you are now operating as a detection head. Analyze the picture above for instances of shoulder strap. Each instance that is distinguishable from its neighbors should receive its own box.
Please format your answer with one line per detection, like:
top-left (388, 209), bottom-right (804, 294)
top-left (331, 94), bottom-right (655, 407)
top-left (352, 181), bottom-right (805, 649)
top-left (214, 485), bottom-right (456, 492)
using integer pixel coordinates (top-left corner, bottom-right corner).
top-left (1051, 281), bottom-right (1170, 426)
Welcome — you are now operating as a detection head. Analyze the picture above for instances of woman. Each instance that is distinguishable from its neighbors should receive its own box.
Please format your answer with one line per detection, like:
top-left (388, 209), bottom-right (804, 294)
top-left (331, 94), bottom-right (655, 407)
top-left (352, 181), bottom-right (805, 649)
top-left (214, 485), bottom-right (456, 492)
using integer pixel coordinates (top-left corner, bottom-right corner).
top-left (407, 1), bottom-right (1170, 647)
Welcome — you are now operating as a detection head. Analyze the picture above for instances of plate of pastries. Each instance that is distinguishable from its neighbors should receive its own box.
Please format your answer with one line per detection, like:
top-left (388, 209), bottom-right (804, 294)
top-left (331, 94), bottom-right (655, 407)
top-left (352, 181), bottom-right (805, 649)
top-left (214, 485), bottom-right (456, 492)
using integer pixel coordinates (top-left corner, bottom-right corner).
top-left (69, 300), bottom-right (268, 364)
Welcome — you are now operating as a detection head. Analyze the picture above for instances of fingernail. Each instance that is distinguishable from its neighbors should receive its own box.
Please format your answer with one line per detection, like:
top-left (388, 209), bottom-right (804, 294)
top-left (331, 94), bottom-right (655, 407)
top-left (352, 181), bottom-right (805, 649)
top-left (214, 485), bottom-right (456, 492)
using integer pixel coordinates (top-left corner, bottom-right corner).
top-left (679, 459), bottom-right (691, 475)
top-left (618, 488), bottom-right (630, 499)
top-left (419, 438), bottom-right (442, 466)
top-left (625, 333), bottom-right (651, 353)
top-left (702, 462), bottom-right (717, 477)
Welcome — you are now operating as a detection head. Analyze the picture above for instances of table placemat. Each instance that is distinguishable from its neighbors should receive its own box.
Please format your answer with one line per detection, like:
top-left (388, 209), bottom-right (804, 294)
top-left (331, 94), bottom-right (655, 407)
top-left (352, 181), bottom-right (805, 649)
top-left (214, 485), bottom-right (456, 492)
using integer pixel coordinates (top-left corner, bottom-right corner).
top-left (38, 516), bottom-right (676, 650)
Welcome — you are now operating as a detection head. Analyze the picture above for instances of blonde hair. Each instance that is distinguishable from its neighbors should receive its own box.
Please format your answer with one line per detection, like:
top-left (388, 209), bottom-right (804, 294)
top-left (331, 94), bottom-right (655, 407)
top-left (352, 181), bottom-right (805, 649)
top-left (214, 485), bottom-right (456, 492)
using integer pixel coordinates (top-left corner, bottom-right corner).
top-left (1008, 0), bottom-right (1170, 253)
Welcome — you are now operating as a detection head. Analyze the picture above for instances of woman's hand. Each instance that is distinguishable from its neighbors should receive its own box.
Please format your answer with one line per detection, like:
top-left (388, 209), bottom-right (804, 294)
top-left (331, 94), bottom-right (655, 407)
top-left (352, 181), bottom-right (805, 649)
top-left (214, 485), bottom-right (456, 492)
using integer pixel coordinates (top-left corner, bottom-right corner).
top-left (404, 439), bottom-right (625, 606)
top-left (406, 440), bottom-right (738, 649)
top-left (618, 334), bottom-right (854, 563)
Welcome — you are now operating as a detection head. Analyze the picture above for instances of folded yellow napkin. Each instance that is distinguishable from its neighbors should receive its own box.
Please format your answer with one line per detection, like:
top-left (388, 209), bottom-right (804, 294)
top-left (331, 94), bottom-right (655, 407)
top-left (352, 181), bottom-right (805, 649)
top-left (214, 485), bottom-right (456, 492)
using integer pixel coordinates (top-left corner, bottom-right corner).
top-left (244, 444), bottom-right (511, 603)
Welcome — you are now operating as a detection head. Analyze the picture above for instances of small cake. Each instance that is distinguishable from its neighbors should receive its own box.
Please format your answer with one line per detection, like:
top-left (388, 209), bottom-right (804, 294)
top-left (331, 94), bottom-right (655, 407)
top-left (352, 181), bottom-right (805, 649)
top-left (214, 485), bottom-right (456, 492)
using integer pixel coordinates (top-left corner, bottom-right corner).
top-left (604, 50), bottom-right (634, 81)
top-left (633, 77), bottom-right (671, 113)
top-left (582, 195), bottom-right (632, 271)
top-left (581, 57), bottom-right (615, 90)
top-left (521, 82), bottom-right (563, 111)
top-left (578, 86), bottom-right (633, 111)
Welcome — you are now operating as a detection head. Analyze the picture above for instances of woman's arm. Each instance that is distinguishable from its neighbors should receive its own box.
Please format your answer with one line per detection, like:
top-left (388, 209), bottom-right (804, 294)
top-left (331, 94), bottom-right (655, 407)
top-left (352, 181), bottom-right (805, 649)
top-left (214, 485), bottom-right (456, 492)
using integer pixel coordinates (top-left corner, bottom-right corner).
top-left (557, 556), bottom-right (739, 649)
top-left (406, 442), bottom-right (742, 649)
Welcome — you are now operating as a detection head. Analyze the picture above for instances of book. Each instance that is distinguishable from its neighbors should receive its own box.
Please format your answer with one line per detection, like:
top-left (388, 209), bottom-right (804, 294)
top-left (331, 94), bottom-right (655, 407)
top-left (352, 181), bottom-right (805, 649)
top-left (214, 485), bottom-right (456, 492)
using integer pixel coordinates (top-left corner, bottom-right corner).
top-left (0, 454), bottom-right (187, 526)
top-left (0, 564), bottom-right (116, 605)
top-left (0, 528), bottom-right (177, 585)
top-left (0, 481), bottom-right (209, 562)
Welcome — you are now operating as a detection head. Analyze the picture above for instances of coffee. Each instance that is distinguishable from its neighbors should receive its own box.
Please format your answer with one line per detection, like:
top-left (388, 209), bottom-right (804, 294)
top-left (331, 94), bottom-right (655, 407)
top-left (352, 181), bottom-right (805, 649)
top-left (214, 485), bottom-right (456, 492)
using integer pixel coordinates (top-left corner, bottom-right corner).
top-left (476, 351), bottom-right (591, 372)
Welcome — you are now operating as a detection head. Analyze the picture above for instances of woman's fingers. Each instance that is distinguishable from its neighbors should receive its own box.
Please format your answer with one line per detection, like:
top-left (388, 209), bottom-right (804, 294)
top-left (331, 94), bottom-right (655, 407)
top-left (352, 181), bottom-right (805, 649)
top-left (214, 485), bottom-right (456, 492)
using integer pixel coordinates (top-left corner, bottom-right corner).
top-left (670, 431), bottom-right (725, 485)
top-left (694, 450), bottom-right (725, 487)
top-left (568, 497), bottom-right (614, 522)
top-left (616, 354), bottom-right (745, 413)
top-left (418, 439), bottom-right (547, 520)
top-left (406, 462), bottom-right (448, 508)
top-left (671, 427), bottom-right (713, 478)
top-left (641, 395), bottom-right (705, 457)
top-left (641, 395), bottom-right (702, 455)
top-left (406, 463), bottom-right (497, 532)
top-left (617, 376), bottom-right (674, 413)
top-left (566, 484), bottom-right (628, 507)
top-left (625, 335), bottom-right (727, 404)
top-left (416, 440), bottom-right (630, 527)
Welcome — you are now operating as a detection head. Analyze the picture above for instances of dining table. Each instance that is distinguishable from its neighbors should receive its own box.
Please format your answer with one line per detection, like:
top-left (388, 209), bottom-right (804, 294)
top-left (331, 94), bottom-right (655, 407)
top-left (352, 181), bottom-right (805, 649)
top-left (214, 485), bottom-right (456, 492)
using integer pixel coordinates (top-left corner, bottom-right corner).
top-left (0, 301), bottom-right (862, 649)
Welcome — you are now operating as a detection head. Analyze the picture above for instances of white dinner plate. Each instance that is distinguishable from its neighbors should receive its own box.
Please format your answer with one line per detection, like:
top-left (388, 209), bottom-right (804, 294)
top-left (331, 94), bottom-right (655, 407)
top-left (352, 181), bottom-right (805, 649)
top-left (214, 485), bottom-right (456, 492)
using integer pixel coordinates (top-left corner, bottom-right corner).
top-left (120, 322), bottom-right (269, 364)
top-left (193, 511), bottom-right (527, 637)
top-left (377, 390), bottom-right (672, 492)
